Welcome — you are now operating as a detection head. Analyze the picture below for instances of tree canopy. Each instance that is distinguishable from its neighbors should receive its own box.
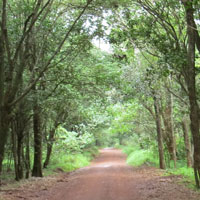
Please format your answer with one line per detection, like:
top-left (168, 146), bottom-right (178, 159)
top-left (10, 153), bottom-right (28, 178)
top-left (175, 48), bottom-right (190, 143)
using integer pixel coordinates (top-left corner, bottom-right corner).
top-left (1, 0), bottom-right (200, 189)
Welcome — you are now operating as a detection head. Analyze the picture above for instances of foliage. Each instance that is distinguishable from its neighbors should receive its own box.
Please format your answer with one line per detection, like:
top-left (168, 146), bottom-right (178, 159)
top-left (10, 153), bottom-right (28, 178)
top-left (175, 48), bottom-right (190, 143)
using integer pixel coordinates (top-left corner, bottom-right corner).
top-left (164, 166), bottom-right (196, 189)
top-left (1, 0), bottom-right (200, 189)
top-left (55, 126), bottom-right (95, 153)
top-left (166, 167), bottom-right (194, 182)
top-left (122, 146), bottom-right (159, 167)
top-left (44, 146), bottom-right (99, 174)
top-left (122, 146), bottom-right (138, 156)
top-left (50, 153), bottom-right (90, 172)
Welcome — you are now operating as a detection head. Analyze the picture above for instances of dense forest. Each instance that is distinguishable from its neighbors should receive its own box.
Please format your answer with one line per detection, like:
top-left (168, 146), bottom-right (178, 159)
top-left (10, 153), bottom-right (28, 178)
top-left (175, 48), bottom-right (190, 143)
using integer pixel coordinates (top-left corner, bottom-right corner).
top-left (1, 0), bottom-right (200, 189)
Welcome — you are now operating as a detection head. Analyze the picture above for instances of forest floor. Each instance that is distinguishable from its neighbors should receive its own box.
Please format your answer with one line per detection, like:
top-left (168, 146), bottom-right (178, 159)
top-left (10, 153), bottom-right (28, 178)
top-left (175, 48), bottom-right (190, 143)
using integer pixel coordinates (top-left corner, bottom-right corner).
top-left (1, 148), bottom-right (200, 200)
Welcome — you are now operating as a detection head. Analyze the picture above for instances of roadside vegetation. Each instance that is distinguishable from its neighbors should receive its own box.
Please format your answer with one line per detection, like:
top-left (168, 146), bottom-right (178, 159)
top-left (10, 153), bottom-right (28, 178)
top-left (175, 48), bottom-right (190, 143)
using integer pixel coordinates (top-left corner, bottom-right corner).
top-left (1, 0), bottom-right (200, 190)
top-left (122, 145), bottom-right (195, 188)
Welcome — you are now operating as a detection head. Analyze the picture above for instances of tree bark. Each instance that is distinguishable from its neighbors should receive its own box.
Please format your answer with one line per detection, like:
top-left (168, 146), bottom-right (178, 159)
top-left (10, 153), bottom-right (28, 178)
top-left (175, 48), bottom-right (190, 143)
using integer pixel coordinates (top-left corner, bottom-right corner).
top-left (11, 124), bottom-right (19, 181)
top-left (162, 89), bottom-right (176, 168)
top-left (0, 32), bottom-right (4, 109)
top-left (16, 132), bottom-right (24, 180)
top-left (153, 95), bottom-right (166, 169)
top-left (25, 131), bottom-right (30, 179)
top-left (182, 0), bottom-right (200, 188)
top-left (182, 116), bottom-right (193, 167)
top-left (0, 106), bottom-right (11, 174)
top-left (32, 94), bottom-right (43, 177)
top-left (11, 108), bottom-right (26, 181)
top-left (0, 1), bottom-right (7, 173)
top-left (43, 128), bottom-right (56, 168)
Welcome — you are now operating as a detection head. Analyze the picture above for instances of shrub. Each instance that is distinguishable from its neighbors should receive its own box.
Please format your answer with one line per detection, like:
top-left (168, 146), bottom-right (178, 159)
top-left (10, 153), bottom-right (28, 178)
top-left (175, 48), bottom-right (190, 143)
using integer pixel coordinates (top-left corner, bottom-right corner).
top-left (126, 149), bottom-right (158, 166)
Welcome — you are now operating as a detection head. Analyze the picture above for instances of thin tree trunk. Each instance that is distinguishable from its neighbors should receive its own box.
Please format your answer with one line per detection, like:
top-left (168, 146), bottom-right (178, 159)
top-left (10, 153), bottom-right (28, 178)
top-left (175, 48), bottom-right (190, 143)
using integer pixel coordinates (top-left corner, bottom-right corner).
top-left (11, 112), bottom-right (25, 181)
top-left (25, 131), bottom-right (30, 179)
top-left (0, 106), bottom-right (11, 174)
top-left (168, 92), bottom-right (176, 168)
top-left (162, 89), bottom-right (176, 168)
top-left (182, 116), bottom-right (193, 167)
top-left (11, 123), bottom-right (19, 181)
top-left (32, 95), bottom-right (43, 177)
top-left (17, 133), bottom-right (24, 180)
top-left (43, 128), bottom-right (56, 168)
top-left (0, 33), bottom-right (4, 109)
top-left (154, 95), bottom-right (166, 169)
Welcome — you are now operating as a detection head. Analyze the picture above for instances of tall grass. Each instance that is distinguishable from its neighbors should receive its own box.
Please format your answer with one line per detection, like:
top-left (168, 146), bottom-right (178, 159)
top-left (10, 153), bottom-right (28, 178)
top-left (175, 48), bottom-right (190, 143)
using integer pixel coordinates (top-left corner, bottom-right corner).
top-left (45, 147), bottom-right (99, 175)
top-left (166, 167), bottom-right (194, 179)
top-left (48, 154), bottom-right (90, 172)
top-left (122, 146), bottom-right (138, 156)
top-left (123, 146), bottom-right (159, 167)
top-left (122, 146), bottom-right (196, 188)
top-left (164, 165), bottom-right (196, 188)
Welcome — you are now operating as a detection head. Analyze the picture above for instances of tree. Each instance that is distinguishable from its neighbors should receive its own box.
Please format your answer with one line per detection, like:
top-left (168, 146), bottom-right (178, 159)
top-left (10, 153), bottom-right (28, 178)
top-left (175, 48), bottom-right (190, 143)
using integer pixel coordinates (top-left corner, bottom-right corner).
top-left (0, 0), bottom-right (93, 175)
top-left (181, 0), bottom-right (200, 187)
top-left (107, 0), bottom-right (200, 186)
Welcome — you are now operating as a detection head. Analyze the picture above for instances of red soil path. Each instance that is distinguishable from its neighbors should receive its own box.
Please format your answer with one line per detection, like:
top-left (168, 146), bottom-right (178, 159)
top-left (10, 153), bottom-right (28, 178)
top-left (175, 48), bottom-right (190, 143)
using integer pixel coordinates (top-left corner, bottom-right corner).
top-left (1, 148), bottom-right (200, 200)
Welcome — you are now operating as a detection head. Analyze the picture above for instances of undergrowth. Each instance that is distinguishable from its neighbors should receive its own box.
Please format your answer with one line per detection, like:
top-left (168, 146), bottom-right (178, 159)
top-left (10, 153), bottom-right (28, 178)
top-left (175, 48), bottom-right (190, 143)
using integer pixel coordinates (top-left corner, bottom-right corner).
top-left (122, 146), bottom-right (159, 167)
top-left (164, 166), bottom-right (196, 189)
top-left (122, 146), bottom-right (197, 188)
top-left (166, 166), bottom-right (194, 179)
top-left (44, 147), bottom-right (99, 175)
top-left (1, 147), bottom-right (99, 180)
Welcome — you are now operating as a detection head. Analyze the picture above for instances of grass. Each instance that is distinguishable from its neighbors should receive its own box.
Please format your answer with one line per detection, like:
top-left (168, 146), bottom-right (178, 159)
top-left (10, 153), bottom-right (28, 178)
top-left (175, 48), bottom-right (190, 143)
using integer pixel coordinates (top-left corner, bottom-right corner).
top-left (165, 166), bottom-right (194, 179)
top-left (0, 147), bottom-right (99, 180)
top-left (126, 149), bottom-right (159, 166)
top-left (122, 146), bottom-right (138, 156)
top-left (45, 147), bottom-right (99, 174)
top-left (121, 146), bottom-right (198, 189)
top-left (122, 146), bottom-right (159, 167)
top-left (48, 154), bottom-right (90, 172)
top-left (164, 165), bottom-right (196, 189)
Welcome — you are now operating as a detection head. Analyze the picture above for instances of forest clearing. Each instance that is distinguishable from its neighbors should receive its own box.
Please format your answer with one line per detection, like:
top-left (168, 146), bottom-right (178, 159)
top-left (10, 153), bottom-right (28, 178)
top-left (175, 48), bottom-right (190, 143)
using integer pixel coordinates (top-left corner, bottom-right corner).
top-left (1, 0), bottom-right (200, 199)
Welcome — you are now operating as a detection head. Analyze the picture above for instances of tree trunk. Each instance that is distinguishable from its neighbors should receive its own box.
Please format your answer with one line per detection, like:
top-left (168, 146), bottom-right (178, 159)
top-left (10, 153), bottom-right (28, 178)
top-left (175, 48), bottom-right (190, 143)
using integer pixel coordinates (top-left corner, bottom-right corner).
top-left (11, 113), bottom-right (25, 181)
top-left (25, 131), bottom-right (30, 179)
top-left (162, 90), bottom-right (176, 168)
top-left (182, 116), bottom-right (193, 167)
top-left (17, 134), bottom-right (24, 180)
top-left (11, 124), bottom-right (19, 181)
top-left (182, 0), bottom-right (200, 188)
top-left (118, 133), bottom-right (123, 145)
top-left (0, 106), bottom-right (11, 174)
top-left (32, 97), bottom-right (43, 177)
top-left (153, 95), bottom-right (165, 169)
top-left (43, 128), bottom-right (56, 168)
top-left (0, 33), bottom-right (4, 109)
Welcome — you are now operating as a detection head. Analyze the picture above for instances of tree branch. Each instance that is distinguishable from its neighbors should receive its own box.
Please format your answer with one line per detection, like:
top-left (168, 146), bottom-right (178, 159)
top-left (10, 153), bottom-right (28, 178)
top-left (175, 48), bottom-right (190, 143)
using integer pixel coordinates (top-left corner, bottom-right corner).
top-left (166, 87), bottom-right (188, 105)
top-left (9, 0), bottom-right (93, 107)
top-left (13, 0), bottom-right (51, 63)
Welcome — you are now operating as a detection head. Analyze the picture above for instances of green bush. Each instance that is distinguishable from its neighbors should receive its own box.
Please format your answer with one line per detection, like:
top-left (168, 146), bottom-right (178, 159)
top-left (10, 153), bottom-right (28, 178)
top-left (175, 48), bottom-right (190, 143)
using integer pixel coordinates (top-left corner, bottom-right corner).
top-left (47, 147), bottom-right (99, 173)
top-left (126, 149), bottom-right (158, 166)
top-left (121, 145), bottom-right (159, 167)
top-left (55, 126), bottom-right (95, 153)
top-left (168, 167), bottom-right (194, 179)
top-left (122, 146), bottom-right (139, 156)
top-left (83, 146), bottom-right (99, 159)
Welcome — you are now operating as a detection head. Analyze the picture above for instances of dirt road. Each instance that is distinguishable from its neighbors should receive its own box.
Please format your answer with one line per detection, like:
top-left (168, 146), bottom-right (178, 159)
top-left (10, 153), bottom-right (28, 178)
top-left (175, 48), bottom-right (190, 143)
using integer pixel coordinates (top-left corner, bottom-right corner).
top-left (1, 149), bottom-right (200, 200)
